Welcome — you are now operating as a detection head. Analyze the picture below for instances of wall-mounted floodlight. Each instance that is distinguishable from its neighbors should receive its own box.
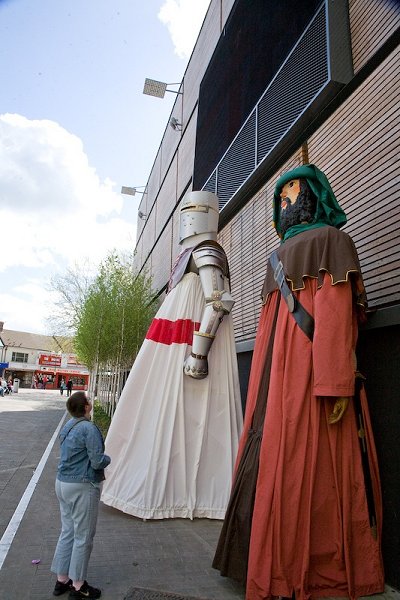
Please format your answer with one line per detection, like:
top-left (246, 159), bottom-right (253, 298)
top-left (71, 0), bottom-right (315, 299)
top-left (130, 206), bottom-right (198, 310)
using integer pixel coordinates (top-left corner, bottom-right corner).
top-left (169, 117), bottom-right (182, 131)
top-left (143, 78), bottom-right (182, 99)
top-left (121, 186), bottom-right (146, 196)
top-left (138, 211), bottom-right (147, 220)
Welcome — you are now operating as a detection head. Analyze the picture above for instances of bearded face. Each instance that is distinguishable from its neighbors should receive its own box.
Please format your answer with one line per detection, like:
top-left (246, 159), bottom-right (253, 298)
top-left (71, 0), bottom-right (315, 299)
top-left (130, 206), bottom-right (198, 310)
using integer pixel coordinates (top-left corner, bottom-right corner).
top-left (279, 179), bottom-right (317, 237)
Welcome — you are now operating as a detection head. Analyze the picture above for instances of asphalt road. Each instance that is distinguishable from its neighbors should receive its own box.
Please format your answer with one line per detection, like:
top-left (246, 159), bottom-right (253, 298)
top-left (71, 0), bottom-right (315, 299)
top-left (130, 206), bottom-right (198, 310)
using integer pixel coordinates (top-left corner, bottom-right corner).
top-left (0, 389), bottom-right (67, 541)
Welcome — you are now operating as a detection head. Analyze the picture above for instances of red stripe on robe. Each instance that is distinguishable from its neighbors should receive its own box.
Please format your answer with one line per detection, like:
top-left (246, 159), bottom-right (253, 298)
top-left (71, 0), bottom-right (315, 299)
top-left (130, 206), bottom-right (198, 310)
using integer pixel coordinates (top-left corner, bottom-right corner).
top-left (145, 318), bottom-right (200, 346)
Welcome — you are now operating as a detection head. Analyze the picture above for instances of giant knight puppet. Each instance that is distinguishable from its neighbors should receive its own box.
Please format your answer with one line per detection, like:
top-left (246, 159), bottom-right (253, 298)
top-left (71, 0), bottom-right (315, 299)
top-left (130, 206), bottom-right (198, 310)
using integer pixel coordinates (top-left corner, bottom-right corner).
top-left (213, 165), bottom-right (384, 600)
top-left (102, 191), bottom-right (243, 519)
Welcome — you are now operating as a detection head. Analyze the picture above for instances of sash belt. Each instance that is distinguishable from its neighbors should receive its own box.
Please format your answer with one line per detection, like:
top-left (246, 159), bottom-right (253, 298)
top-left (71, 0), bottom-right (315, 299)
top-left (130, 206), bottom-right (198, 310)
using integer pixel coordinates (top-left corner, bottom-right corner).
top-left (269, 250), bottom-right (315, 342)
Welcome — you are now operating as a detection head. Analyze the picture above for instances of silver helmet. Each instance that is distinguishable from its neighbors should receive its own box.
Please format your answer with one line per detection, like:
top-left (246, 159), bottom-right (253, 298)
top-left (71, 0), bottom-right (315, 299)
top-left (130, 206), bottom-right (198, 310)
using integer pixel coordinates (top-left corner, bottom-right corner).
top-left (179, 191), bottom-right (219, 244)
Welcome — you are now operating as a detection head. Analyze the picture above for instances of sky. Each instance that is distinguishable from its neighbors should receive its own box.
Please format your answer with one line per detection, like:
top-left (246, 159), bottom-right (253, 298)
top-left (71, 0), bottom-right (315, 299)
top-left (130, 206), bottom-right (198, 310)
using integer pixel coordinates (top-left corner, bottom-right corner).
top-left (0, 0), bottom-right (210, 334)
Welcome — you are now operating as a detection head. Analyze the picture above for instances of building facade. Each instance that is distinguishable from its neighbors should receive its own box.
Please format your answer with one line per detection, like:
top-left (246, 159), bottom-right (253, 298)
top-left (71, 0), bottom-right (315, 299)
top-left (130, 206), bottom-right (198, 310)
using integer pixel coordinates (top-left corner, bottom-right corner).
top-left (133, 0), bottom-right (400, 588)
top-left (0, 327), bottom-right (89, 391)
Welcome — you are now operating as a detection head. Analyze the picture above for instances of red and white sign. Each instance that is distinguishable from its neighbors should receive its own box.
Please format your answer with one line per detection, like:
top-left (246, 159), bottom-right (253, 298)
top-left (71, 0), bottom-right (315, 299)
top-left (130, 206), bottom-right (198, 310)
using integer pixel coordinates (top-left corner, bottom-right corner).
top-left (39, 354), bottom-right (62, 367)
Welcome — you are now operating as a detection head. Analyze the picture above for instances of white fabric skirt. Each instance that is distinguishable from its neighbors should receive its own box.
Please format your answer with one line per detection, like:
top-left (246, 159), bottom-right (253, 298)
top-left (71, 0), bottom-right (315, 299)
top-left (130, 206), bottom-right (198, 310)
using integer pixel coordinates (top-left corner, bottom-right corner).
top-left (101, 272), bottom-right (243, 519)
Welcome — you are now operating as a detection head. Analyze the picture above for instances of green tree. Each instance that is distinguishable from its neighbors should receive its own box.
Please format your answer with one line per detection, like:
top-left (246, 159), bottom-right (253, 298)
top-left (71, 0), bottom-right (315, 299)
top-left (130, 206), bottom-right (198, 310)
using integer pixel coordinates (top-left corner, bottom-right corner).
top-left (74, 252), bottom-right (156, 414)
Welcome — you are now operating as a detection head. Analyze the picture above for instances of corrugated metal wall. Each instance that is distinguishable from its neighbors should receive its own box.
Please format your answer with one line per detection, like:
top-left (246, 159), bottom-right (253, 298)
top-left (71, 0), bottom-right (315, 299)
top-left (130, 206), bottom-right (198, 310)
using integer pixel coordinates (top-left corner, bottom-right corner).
top-left (221, 4), bottom-right (400, 344)
top-left (350, 0), bottom-right (400, 72)
top-left (308, 45), bottom-right (400, 310)
top-left (219, 152), bottom-right (302, 342)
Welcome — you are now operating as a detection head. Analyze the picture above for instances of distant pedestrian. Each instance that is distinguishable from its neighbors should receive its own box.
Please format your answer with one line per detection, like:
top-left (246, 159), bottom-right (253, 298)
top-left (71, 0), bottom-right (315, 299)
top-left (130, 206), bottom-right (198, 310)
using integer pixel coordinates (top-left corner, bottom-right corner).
top-left (51, 391), bottom-right (110, 599)
top-left (42, 375), bottom-right (48, 390)
top-left (60, 378), bottom-right (66, 395)
top-left (67, 379), bottom-right (73, 397)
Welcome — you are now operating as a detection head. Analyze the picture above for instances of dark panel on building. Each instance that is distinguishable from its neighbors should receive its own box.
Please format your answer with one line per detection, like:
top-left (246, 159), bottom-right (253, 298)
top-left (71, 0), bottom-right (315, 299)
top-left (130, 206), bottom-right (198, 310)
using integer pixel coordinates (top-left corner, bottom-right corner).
top-left (357, 325), bottom-right (400, 590)
top-left (196, 1), bottom-right (354, 224)
top-left (193, 0), bottom-right (321, 191)
top-left (237, 350), bottom-right (253, 414)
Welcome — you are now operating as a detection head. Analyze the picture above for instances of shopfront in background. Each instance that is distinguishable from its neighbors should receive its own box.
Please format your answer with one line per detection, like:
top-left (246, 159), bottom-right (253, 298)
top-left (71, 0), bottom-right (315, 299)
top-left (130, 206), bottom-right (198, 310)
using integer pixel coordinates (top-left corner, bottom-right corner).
top-left (34, 353), bottom-right (89, 390)
top-left (34, 354), bottom-right (61, 389)
top-left (4, 368), bottom-right (33, 388)
top-left (54, 372), bottom-right (88, 390)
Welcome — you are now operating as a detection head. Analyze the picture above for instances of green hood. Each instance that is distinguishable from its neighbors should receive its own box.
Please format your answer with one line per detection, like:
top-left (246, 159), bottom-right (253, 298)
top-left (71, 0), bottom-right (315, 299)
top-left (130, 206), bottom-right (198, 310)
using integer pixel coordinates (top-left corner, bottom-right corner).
top-left (273, 164), bottom-right (347, 241)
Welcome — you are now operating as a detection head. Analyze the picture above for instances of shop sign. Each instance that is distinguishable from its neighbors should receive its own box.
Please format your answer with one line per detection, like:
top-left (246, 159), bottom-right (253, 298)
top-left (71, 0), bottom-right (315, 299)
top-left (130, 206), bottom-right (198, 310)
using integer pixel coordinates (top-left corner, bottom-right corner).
top-left (39, 354), bottom-right (61, 367)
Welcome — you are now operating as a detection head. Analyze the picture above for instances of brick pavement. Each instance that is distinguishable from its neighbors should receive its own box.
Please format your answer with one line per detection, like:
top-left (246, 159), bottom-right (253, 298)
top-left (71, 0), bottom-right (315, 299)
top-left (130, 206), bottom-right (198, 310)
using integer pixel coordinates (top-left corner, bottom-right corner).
top-left (0, 390), bottom-right (399, 600)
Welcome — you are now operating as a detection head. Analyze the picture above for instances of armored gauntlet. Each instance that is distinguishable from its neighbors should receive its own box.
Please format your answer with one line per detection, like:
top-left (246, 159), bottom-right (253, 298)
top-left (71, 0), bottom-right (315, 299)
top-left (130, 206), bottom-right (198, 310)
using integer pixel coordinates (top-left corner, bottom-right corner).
top-left (184, 244), bottom-right (234, 379)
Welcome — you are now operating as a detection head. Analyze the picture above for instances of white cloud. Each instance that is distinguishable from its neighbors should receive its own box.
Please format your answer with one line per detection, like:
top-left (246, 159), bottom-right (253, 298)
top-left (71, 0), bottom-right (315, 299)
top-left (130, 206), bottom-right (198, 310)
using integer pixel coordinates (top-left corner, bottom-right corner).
top-left (0, 113), bottom-right (137, 334)
top-left (0, 279), bottom-right (56, 334)
top-left (158, 0), bottom-right (210, 59)
top-left (0, 114), bottom-right (135, 273)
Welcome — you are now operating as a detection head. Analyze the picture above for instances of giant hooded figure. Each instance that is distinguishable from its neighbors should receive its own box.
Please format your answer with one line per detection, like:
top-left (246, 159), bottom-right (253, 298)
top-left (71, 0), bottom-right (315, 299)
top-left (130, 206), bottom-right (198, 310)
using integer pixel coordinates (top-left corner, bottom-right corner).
top-left (213, 165), bottom-right (384, 600)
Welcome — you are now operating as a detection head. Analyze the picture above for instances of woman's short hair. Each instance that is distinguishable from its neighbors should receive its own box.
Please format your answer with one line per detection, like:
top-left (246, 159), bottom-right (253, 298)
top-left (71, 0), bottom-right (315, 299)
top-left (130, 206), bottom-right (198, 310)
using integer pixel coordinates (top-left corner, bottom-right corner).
top-left (66, 391), bottom-right (89, 417)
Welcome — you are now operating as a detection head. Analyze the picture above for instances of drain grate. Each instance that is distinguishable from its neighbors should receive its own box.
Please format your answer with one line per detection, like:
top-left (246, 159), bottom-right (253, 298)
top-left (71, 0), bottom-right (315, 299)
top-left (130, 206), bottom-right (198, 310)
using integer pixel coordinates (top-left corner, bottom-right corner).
top-left (124, 588), bottom-right (209, 600)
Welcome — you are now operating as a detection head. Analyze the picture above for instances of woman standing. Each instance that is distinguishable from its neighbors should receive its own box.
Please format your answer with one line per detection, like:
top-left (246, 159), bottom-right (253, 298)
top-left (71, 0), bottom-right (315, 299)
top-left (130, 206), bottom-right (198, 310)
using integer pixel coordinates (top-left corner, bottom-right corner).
top-left (51, 392), bottom-right (111, 599)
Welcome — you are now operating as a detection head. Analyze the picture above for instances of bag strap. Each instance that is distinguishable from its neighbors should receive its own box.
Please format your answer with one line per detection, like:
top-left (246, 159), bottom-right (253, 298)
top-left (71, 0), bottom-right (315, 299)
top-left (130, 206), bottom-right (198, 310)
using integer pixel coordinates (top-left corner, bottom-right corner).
top-left (61, 417), bottom-right (87, 444)
top-left (269, 250), bottom-right (315, 341)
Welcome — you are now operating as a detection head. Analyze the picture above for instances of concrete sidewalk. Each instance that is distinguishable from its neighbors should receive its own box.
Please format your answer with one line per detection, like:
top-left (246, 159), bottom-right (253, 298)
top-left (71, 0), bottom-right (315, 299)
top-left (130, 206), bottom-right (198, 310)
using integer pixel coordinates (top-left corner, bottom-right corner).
top-left (0, 390), bottom-right (399, 600)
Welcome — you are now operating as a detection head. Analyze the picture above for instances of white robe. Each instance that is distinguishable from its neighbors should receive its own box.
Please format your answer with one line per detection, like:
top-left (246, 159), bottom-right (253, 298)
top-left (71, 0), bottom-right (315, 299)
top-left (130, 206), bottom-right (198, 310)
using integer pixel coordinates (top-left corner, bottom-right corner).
top-left (101, 272), bottom-right (243, 519)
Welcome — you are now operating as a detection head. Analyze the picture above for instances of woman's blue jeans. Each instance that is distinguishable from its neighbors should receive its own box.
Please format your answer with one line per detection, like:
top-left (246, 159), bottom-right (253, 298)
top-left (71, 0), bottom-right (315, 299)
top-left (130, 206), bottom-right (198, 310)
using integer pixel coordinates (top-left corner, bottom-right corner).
top-left (51, 479), bottom-right (101, 581)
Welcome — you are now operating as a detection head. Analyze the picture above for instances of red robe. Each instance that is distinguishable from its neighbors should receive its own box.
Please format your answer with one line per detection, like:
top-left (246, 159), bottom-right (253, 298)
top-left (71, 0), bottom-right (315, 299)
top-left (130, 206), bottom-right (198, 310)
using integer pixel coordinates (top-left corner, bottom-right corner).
top-left (213, 227), bottom-right (384, 600)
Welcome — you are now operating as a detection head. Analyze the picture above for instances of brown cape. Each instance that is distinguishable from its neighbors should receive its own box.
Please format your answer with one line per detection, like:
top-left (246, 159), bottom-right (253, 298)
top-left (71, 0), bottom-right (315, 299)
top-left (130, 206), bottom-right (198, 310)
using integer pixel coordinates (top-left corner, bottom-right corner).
top-left (261, 226), bottom-right (367, 308)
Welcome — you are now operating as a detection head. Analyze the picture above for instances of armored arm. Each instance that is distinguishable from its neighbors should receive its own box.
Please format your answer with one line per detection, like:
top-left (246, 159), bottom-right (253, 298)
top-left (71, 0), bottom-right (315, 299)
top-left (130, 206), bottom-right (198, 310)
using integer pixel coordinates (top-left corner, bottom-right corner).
top-left (184, 244), bottom-right (234, 379)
